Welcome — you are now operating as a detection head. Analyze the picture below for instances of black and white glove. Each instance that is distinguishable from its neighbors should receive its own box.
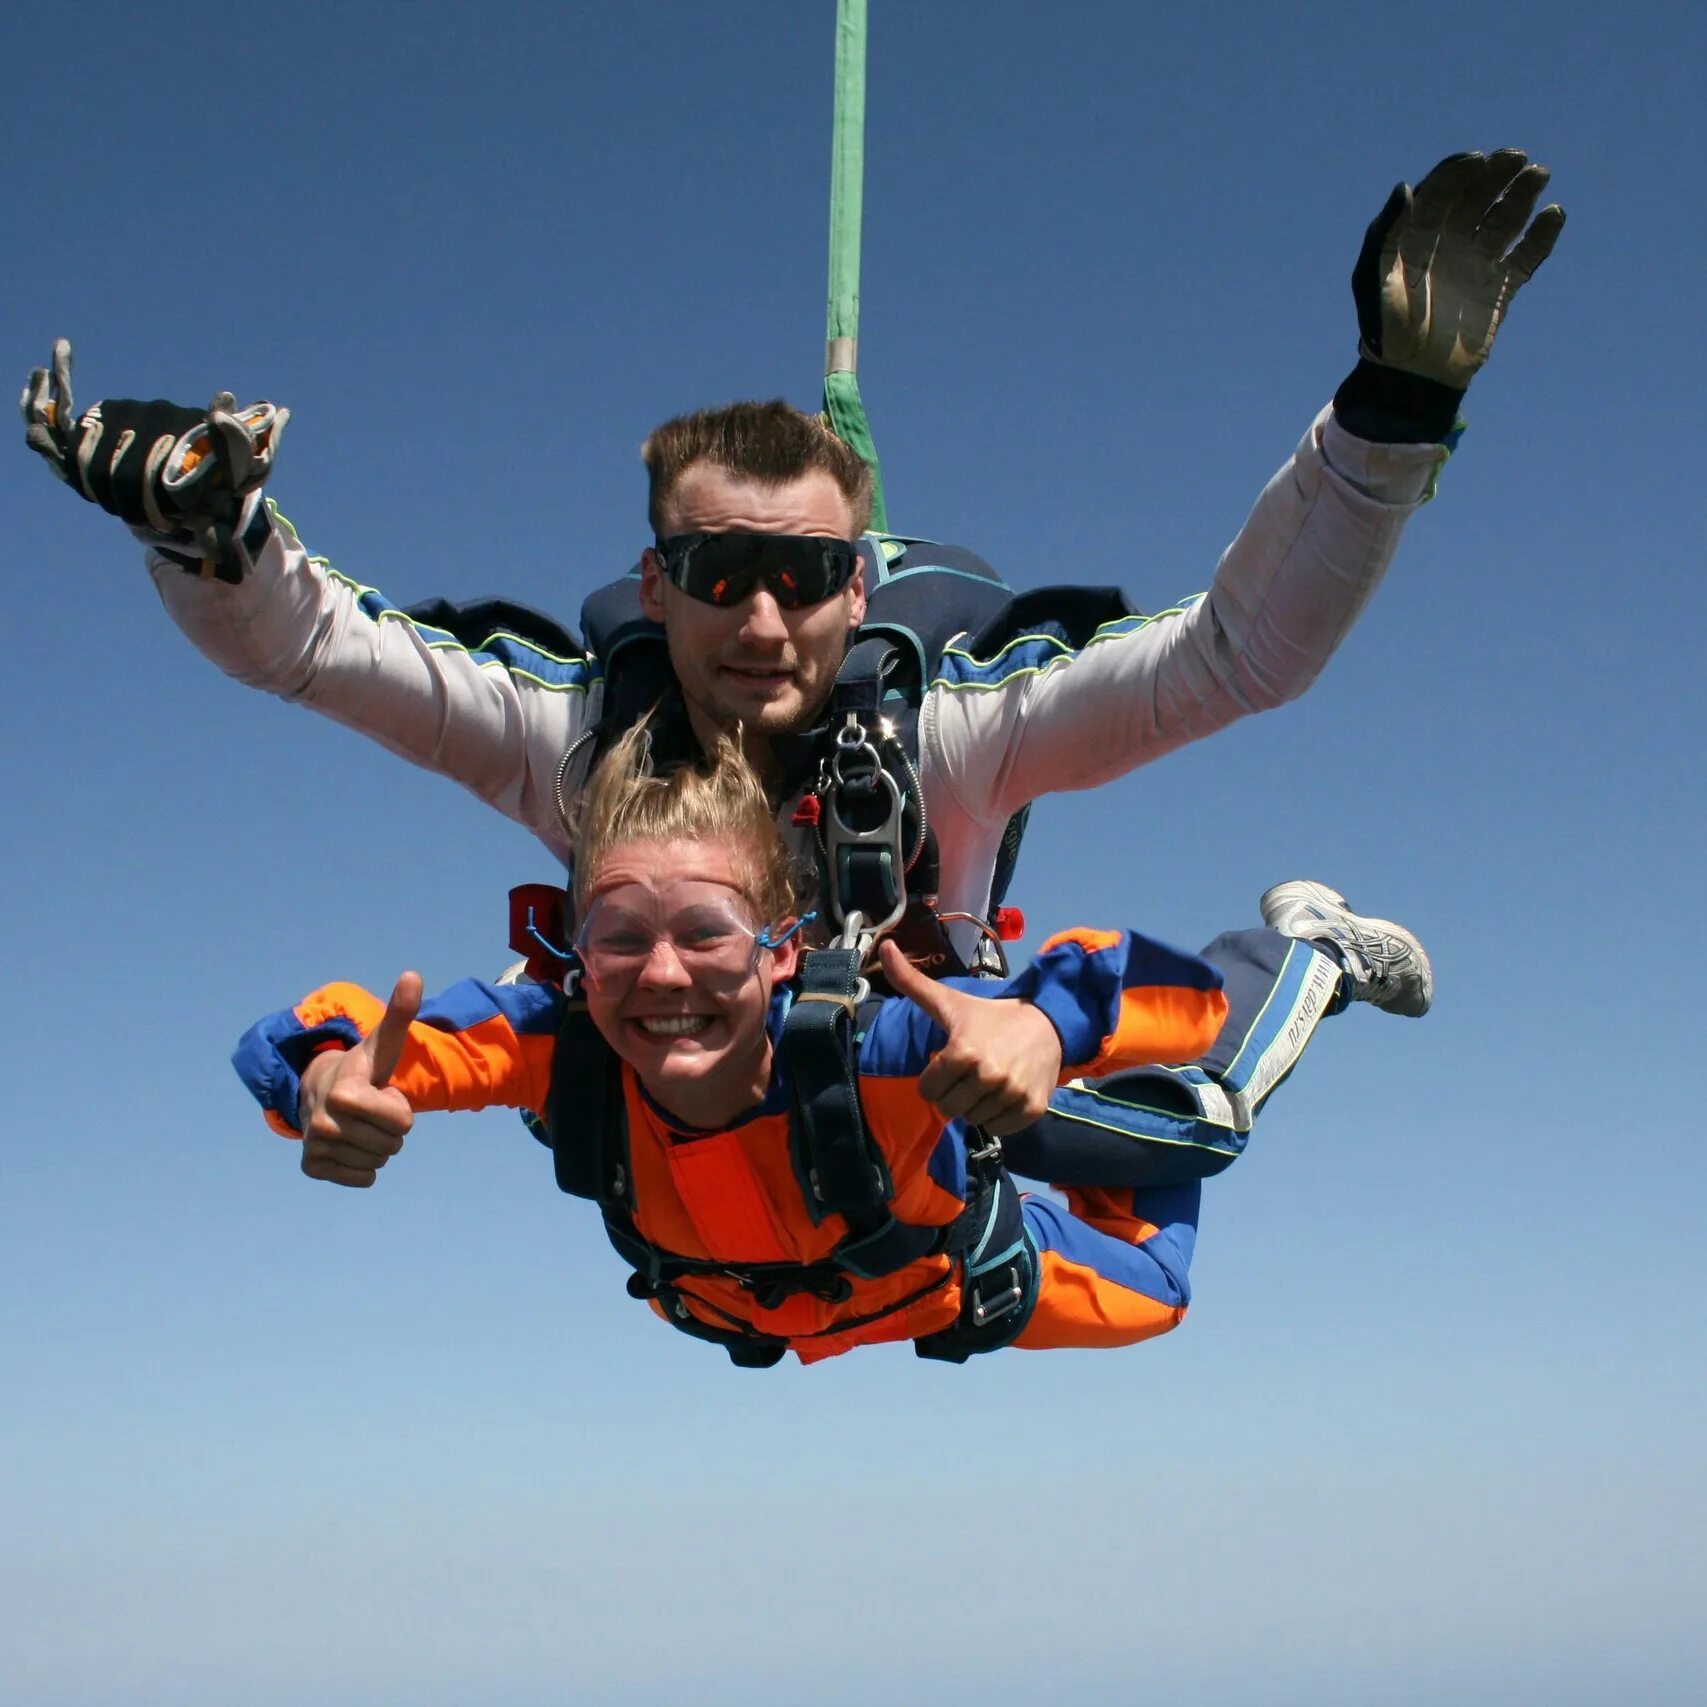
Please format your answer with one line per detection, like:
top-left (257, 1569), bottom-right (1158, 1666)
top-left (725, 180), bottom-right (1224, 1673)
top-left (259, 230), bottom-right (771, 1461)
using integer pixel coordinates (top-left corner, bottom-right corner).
top-left (21, 337), bottom-right (289, 582)
top-left (1334, 149), bottom-right (1565, 444)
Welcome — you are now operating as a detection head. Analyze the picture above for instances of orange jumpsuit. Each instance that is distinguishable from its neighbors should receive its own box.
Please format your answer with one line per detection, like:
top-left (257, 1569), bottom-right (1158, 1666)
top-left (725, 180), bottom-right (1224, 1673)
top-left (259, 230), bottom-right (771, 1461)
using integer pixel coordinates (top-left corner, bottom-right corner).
top-left (234, 927), bottom-right (1228, 1363)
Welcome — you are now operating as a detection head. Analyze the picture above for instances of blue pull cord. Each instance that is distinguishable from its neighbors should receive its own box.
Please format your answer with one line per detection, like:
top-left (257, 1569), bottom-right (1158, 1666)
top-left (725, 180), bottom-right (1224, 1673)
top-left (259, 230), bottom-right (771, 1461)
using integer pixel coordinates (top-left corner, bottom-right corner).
top-left (756, 911), bottom-right (818, 951)
top-left (525, 905), bottom-right (576, 962)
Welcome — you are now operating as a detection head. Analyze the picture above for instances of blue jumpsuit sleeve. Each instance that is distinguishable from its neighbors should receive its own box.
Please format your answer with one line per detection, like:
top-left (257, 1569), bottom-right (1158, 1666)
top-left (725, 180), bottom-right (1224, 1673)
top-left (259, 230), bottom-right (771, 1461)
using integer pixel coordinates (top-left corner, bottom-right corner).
top-left (857, 928), bottom-right (1222, 1079)
top-left (233, 977), bottom-right (564, 1132)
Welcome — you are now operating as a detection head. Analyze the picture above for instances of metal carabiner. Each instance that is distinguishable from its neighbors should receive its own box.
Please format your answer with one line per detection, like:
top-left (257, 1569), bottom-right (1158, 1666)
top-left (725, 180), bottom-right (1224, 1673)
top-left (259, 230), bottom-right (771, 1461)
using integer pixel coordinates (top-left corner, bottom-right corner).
top-left (822, 724), bottom-right (909, 944)
top-left (814, 909), bottom-right (874, 998)
top-left (931, 911), bottom-right (1013, 979)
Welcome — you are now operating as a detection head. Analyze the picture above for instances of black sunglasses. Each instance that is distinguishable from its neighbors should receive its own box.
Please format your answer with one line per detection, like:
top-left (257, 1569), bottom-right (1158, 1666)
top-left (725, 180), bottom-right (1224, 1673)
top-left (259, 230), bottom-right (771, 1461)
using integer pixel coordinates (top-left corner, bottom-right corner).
top-left (654, 532), bottom-right (861, 610)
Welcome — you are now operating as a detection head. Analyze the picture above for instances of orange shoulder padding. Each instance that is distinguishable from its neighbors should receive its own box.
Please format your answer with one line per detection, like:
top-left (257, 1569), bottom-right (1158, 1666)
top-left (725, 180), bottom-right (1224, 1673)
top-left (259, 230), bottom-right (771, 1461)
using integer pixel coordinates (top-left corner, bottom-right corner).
top-left (1080, 986), bottom-right (1228, 1078)
top-left (1038, 926), bottom-right (1125, 956)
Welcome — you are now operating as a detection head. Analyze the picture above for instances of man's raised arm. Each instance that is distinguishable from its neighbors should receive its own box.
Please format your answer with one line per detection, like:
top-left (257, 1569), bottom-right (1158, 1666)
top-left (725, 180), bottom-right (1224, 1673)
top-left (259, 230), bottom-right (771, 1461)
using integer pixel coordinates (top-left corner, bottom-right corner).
top-left (923, 149), bottom-right (1565, 822)
top-left (23, 340), bottom-right (590, 861)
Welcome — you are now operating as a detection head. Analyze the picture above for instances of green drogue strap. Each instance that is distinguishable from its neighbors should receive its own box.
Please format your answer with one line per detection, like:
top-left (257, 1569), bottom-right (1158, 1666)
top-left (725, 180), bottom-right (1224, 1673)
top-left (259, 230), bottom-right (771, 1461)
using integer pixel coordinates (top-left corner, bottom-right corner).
top-left (821, 0), bottom-right (888, 531)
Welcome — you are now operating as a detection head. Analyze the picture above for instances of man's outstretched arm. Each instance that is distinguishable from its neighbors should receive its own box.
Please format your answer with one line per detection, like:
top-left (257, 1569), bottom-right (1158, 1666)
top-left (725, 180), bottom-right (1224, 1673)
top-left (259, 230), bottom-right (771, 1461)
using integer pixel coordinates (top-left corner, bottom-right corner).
top-left (150, 498), bottom-right (592, 862)
top-left (924, 149), bottom-right (1565, 822)
top-left (23, 341), bottom-right (593, 863)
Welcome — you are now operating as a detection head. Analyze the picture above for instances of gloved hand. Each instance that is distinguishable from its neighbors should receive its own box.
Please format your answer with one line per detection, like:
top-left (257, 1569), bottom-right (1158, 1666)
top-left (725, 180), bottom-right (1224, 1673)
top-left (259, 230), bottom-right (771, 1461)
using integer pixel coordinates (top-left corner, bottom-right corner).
top-left (1356, 149), bottom-right (1564, 387)
top-left (1335, 150), bottom-right (1565, 444)
top-left (21, 337), bottom-right (289, 582)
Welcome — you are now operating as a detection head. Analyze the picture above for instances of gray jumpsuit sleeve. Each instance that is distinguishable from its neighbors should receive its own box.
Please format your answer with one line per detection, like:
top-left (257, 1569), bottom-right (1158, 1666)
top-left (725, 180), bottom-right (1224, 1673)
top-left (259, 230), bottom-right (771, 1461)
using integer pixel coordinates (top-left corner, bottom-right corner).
top-left (919, 406), bottom-right (1444, 920)
top-left (145, 499), bottom-right (594, 863)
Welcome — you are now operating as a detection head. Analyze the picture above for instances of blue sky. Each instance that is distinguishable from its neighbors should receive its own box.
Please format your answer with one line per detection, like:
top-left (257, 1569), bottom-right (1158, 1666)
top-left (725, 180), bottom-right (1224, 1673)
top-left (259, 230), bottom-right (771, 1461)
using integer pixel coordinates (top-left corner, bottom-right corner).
top-left (3, 2), bottom-right (1703, 1703)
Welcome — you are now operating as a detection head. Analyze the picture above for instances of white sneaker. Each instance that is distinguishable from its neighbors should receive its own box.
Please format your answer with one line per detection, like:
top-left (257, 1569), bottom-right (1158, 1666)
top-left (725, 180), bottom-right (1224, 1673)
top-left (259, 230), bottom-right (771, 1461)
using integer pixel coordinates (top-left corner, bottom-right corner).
top-left (1259, 880), bottom-right (1433, 1018)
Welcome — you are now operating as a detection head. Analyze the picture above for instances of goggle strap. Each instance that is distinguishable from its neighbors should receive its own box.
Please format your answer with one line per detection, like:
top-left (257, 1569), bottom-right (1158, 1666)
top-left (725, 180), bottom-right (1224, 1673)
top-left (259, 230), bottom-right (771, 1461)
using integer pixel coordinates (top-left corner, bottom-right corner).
top-left (755, 910), bottom-right (818, 951)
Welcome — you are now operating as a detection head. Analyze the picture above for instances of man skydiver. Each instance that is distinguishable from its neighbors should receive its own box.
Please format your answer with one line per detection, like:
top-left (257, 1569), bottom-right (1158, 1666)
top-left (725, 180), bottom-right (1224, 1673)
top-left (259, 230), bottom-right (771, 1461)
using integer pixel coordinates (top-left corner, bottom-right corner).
top-left (23, 149), bottom-right (1561, 1182)
top-left (233, 725), bottom-right (1424, 1365)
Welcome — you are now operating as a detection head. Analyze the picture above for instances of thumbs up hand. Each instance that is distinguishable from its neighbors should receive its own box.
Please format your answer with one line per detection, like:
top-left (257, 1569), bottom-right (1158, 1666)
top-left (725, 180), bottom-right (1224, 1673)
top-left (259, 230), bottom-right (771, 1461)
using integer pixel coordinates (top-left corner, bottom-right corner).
top-left (878, 941), bottom-right (1063, 1136)
top-left (298, 973), bottom-right (423, 1188)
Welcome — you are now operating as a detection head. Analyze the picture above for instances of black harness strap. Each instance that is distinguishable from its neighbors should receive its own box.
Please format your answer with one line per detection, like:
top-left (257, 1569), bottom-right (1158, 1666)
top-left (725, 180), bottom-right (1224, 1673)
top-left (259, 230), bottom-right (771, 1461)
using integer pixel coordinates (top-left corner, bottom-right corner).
top-left (602, 1144), bottom-right (1009, 1308)
top-left (834, 634), bottom-right (892, 718)
top-left (820, 638), bottom-right (913, 933)
top-left (780, 949), bottom-right (892, 1224)
top-left (546, 1003), bottom-right (631, 1206)
top-left (643, 1289), bottom-right (789, 1369)
top-left (641, 1250), bottom-right (960, 1369)
top-left (913, 1162), bottom-right (1040, 1363)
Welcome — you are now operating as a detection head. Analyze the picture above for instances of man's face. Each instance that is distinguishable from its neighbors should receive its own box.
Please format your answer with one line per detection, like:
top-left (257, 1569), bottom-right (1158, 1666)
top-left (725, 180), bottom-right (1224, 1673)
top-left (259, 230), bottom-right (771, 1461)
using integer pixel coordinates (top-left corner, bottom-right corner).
top-left (580, 836), bottom-right (799, 1125)
top-left (640, 465), bottom-right (867, 746)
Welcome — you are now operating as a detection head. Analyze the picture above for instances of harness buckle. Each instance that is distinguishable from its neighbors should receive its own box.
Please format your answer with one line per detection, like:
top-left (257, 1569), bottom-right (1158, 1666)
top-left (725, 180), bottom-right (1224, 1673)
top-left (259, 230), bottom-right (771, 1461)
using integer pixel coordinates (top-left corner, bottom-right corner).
top-left (822, 720), bottom-right (909, 946)
top-left (969, 1265), bottom-right (1026, 1329)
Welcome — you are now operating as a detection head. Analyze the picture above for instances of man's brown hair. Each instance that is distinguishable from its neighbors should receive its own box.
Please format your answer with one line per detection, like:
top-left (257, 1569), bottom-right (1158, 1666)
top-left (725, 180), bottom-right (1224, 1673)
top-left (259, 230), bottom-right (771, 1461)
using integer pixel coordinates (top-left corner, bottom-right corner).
top-left (642, 400), bottom-right (873, 538)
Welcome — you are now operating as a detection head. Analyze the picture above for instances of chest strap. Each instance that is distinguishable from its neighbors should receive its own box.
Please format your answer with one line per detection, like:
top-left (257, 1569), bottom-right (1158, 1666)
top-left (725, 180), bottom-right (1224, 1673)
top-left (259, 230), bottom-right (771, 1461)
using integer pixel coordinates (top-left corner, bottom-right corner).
top-left (545, 946), bottom-right (1038, 1365)
top-left (780, 944), bottom-right (892, 1224)
top-left (548, 999), bottom-right (630, 1205)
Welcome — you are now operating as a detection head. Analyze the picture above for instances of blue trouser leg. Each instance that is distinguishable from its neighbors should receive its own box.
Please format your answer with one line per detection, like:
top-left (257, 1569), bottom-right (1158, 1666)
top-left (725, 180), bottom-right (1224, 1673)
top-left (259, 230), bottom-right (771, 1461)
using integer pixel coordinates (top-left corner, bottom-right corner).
top-left (1001, 928), bottom-right (1342, 1188)
top-left (1013, 1182), bottom-right (1203, 1350)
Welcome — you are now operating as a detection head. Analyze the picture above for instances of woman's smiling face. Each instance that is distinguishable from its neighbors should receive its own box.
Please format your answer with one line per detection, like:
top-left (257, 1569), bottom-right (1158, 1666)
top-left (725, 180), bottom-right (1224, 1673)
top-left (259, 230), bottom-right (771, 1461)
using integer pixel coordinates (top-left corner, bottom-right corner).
top-left (578, 836), bottom-right (799, 1126)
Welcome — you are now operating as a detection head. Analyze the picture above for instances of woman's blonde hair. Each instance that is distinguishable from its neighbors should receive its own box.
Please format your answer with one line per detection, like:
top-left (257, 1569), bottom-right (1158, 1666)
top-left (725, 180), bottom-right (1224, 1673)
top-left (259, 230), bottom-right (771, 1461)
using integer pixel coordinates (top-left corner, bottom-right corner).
top-left (573, 720), bottom-right (800, 923)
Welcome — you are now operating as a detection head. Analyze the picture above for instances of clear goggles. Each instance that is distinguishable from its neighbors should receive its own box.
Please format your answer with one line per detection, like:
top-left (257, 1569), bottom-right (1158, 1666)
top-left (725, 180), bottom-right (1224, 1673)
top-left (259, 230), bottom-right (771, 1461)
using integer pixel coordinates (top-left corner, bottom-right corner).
top-left (573, 882), bottom-right (811, 992)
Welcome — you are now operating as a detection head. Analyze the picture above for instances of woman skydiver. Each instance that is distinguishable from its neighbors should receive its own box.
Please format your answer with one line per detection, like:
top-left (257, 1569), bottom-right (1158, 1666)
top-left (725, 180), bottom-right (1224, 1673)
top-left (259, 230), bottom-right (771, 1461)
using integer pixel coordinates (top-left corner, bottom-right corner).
top-left (234, 724), bottom-right (1426, 1367)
